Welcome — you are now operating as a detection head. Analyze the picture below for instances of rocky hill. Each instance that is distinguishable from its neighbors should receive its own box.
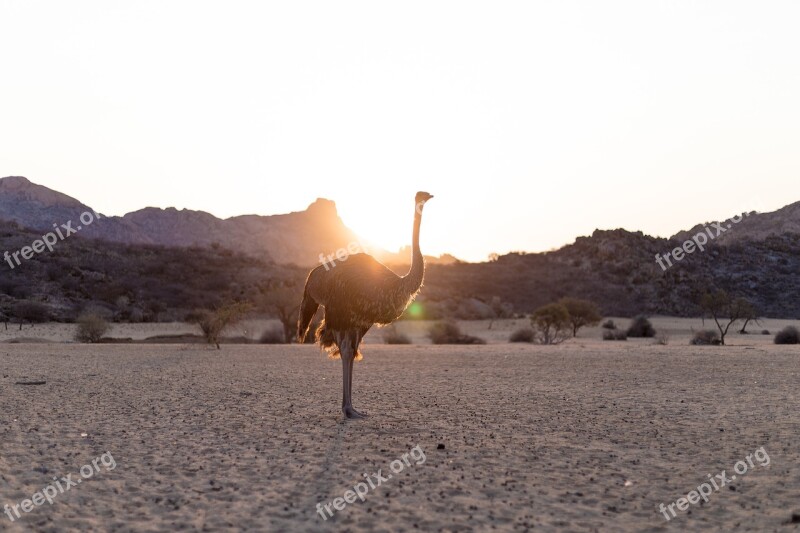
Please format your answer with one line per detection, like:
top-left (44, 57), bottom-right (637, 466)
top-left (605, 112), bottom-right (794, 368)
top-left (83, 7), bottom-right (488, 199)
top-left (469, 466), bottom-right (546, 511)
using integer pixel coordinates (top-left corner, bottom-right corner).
top-left (2, 176), bottom-right (800, 321)
top-left (423, 229), bottom-right (800, 319)
top-left (0, 176), bottom-right (442, 267)
top-left (672, 201), bottom-right (800, 245)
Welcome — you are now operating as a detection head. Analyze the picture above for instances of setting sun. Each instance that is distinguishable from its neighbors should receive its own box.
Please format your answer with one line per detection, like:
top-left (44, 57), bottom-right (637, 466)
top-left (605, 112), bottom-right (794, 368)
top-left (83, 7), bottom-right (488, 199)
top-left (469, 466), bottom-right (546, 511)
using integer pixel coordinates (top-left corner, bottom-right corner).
top-left (338, 195), bottom-right (438, 259)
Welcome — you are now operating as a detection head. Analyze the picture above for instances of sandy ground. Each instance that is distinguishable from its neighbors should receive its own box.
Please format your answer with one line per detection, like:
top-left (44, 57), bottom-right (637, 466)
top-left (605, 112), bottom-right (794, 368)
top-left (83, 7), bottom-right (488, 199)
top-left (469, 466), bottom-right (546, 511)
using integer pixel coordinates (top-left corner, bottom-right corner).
top-left (1, 326), bottom-right (799, 532)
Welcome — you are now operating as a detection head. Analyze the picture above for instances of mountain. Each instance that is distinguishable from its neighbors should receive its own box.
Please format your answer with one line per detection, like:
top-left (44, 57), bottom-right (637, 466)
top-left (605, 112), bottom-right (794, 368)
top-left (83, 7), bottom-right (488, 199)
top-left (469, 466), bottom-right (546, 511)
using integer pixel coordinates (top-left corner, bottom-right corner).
top-left (0, 176), bottom-right (95, 227)
top-left (672, 201), bottom-right (800, 245)
top-left (3, 176), bottom-right (800, 321)
top-left (422, 228), bottom-right (800, 319)
top-left (0, 176), bottom-right (453, 267)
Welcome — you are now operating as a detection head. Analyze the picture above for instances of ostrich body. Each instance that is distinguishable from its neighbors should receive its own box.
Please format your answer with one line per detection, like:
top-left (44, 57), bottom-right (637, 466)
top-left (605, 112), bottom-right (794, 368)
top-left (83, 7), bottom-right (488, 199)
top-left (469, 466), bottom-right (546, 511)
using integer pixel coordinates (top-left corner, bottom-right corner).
top-left (297, 191), bottom-right (433, 419)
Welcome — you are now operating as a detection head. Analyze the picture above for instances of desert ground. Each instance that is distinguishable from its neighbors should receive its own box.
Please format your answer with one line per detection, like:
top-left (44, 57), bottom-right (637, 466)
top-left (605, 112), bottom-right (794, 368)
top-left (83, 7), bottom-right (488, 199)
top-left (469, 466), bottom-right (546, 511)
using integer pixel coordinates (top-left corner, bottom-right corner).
top-left (1, 318), bottom-right (799, 531)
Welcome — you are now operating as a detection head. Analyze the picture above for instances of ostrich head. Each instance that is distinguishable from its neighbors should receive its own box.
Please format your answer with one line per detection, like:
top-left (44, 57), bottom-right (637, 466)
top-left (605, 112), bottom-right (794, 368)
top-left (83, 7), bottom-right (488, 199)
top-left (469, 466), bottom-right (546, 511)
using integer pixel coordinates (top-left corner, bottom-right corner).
top-left (415, 191), bottom-right (434, 213)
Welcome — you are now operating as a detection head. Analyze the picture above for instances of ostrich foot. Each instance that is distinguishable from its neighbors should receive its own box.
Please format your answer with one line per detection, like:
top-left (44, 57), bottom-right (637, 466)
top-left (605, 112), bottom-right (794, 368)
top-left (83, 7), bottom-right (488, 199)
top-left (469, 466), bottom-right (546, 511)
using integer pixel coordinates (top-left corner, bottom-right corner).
top-left (343, 406), bottom-right (368, 419)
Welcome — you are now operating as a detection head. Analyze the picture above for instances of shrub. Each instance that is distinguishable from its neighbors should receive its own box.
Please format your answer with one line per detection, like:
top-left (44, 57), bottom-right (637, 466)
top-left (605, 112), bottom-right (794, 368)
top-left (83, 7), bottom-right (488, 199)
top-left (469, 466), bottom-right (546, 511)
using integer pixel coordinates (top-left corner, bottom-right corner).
top-left (428, 321), bottom-right (486, 345)
top-left (259, 324), bottom-right (286, 344)
top-left (602, 319), bottom-right (616, 330)
top-left (12, 301), bottom-right (50, 327)
top-left (530, 303), bottom-right (570, 345)
top-left (774, 326), bottom-right (800, 345)
top-left (75, 314), bottom-right (110, 343)
top-left (627, 316), bottom-right (656, 338)
top-left (509, 327), bottom-right (535, 343)
top-left (383, 326), bottom-right (412, 345)
top-left (691, 330), bottom-right (720, 345)
top-left (602, 329), bottom-right (627, 341)
top-left (654, 332), bottom-right (669, 345)
top-left (761, 329), bottom-right (771, 335)
top-left (188, 302), bottom-right (252, 349)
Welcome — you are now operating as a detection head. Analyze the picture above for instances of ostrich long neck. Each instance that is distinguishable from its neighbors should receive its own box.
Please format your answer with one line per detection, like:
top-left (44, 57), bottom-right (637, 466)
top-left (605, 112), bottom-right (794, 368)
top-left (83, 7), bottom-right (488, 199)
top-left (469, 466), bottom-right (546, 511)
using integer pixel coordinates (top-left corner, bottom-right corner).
top-left (401, 206), bottom-right (425, 294)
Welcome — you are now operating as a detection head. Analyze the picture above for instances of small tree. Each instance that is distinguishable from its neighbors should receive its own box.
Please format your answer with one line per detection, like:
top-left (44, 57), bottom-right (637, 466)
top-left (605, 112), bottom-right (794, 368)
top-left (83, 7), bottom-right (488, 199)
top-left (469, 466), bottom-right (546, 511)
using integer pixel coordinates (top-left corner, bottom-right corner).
top-left (737, 301), bottom-right (760, 334)
top-left (530, 303), bottom-right (570, 345)
top-left (558, 297), bottom-right (602, 337)
top-left (75, 314), bottom-right (110, 343)
top-left (190, 302), bottom-right (252, 349)
top-left (257, 280), bottom-right (302, 344)
top-left (700, 290), bottom-right (752, 346)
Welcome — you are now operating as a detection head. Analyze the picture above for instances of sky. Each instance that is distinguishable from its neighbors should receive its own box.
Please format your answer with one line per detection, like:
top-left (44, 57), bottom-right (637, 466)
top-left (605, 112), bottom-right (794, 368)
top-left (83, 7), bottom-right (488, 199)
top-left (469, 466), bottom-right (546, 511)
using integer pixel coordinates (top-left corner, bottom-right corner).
top-left (1, 1), bottom-right (799, 262)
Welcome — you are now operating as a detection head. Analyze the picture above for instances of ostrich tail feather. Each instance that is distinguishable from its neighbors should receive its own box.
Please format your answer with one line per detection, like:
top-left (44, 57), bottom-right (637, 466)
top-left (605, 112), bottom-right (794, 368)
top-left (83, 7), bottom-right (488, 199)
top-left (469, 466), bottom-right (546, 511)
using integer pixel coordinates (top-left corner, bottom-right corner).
top-left (315, 320), bottom-right (362, 361)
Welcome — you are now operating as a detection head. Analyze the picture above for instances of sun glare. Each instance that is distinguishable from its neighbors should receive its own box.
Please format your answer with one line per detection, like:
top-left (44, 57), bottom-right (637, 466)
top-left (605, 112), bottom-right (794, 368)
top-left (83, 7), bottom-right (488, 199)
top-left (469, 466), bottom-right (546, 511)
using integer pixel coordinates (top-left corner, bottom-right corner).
top-left (340, 203), bottom-right (417, 256)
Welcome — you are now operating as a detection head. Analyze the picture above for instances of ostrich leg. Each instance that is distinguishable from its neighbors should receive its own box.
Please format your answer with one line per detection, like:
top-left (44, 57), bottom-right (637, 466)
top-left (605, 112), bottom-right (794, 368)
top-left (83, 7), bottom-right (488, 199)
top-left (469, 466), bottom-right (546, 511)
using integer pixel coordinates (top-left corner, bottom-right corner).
top-left (339, 330), bottom-right (367, 419)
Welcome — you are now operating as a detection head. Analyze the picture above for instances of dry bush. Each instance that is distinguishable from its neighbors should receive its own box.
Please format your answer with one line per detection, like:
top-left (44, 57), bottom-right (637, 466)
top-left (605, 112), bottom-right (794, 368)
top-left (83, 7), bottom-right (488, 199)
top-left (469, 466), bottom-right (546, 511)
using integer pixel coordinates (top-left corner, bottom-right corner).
top-left (774, 326), bottom-right (800, 345)
top-left (12, 300), bottom-right (49, 329)
top-left (428, 321), bottom-right (486, 345)
top-left (509, 327), bottom-right (535, 343)
top-left (189, 302), bottom-right (252, 349)
top-left (690, 330), bottom-right (721, 345)
top-left (602, 329), bottom-right (627, 341)
top-left (75, 313), bottom-right (110, 343)
top-left (601, 319), bottom-right (616, 330)
top-left (627, 316), bottom-right (656, 338)
top-left (383, 326), bottom-right (412, 345)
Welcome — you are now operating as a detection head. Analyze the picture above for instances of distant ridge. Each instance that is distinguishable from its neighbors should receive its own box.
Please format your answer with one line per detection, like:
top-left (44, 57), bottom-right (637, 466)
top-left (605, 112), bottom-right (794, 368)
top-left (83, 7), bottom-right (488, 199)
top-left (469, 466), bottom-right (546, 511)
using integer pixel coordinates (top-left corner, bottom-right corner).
top-left (2, 176), bottom-right (800, 319)
top-left (672, 201), bottom-right (800, 245)
top-left (0, 176), bottom-right (457, 267)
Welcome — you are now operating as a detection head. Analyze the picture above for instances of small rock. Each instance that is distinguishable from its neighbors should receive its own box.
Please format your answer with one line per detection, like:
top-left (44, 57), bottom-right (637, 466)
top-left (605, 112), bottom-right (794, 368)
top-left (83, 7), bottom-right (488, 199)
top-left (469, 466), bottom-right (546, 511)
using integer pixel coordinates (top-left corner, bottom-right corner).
top-left (437, 444), bottom-right (445, 450)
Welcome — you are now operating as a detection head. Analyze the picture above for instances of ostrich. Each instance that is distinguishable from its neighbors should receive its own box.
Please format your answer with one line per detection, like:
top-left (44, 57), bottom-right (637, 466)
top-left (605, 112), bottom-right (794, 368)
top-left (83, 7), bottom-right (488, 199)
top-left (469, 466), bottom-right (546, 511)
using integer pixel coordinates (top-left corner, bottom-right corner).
top-left (297, 191), bottom-right (434, 419)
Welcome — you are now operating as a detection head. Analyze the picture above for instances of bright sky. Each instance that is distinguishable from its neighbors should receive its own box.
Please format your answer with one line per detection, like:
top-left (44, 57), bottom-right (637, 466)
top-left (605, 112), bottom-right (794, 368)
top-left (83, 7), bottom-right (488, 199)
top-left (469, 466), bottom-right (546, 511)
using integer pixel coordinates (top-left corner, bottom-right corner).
top-left (1, 1), bottom-right (798, 261)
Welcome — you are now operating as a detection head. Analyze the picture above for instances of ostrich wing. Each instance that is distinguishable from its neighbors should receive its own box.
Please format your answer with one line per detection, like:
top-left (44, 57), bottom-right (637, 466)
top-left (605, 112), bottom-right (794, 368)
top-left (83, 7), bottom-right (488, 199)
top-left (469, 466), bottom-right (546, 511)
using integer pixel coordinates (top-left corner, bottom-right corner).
top-left (311, 254), bottom-right (411, 326)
